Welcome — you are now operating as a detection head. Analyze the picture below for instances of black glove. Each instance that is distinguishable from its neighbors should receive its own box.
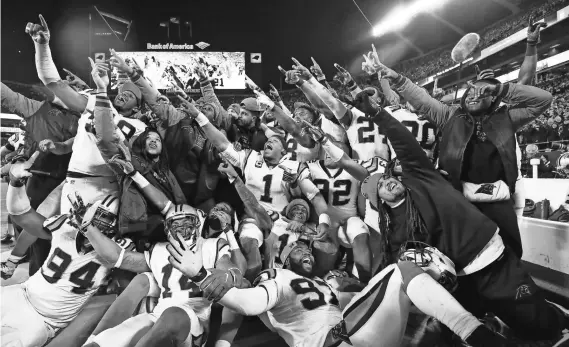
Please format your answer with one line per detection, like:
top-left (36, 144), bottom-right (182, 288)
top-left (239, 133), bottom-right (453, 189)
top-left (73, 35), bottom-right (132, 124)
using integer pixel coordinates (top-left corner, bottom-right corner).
top-left (354, 89), bottom-right (381, 116)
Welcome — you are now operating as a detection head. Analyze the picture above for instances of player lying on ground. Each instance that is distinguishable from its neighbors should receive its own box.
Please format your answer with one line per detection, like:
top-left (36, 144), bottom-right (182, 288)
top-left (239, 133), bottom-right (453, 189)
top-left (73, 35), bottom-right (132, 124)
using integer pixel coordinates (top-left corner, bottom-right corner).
top-left (2, 152), bottom-right (132, 347)
top-left (167, 237), bottom-right (513, 347)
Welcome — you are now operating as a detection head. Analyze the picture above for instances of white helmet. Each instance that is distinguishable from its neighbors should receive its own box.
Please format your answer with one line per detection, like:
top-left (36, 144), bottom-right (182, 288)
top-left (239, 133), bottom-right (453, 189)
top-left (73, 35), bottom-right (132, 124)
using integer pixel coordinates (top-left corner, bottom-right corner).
top-left (165, 204), bottom-right (203, 243)
top-left (398, 241), bottom-right (458, 292)
top-left (70, 193), bottom-right (119, 234)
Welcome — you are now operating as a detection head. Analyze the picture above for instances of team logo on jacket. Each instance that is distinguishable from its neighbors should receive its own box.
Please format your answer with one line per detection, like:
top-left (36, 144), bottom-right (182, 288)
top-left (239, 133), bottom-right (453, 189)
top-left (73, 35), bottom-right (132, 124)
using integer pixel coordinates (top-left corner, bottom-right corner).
top-left (475, 184), bottom-right (495, 195)
top-left (515, 284), bottom-right (532, 300)
top-left (48, 108), bottom-right (63, 118)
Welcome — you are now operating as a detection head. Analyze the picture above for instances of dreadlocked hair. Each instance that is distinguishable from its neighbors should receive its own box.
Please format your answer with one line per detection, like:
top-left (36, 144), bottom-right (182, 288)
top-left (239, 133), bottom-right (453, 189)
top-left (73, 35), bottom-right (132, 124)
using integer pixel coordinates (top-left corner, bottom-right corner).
top-left (374, 188), bottom-right (429, 273)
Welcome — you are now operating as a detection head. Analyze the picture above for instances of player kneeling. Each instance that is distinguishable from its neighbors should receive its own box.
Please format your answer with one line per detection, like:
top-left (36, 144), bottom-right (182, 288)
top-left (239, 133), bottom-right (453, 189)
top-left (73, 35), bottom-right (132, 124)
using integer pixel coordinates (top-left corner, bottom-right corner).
top-left (2, 153), bottom-right (132, 347)
top-left (84, 204), bottom-right (243, 347)
top-left (170, 237), bottom-right (516, 347)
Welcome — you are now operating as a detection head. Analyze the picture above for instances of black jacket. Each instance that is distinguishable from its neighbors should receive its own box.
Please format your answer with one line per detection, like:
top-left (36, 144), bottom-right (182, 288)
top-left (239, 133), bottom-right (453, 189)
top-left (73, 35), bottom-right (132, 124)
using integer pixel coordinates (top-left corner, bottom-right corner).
top-left (373, 109), bottom-right (498, 271)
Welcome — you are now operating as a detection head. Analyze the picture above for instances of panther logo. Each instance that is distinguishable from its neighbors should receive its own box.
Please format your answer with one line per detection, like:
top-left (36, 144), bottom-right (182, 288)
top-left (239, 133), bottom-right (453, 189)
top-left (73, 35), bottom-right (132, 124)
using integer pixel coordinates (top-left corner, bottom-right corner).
top-left (515, 284), bottom-right (532, 300)
top-left (475, 183), bottom-right (495, 195)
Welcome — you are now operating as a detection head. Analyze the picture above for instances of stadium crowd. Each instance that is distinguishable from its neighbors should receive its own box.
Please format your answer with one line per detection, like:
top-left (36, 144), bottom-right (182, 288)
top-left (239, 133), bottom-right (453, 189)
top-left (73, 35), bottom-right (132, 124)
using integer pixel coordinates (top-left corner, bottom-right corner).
top-left (1, 8), bottom-right (569, 347)
top-left (390, 0), bottom-right (569, 82)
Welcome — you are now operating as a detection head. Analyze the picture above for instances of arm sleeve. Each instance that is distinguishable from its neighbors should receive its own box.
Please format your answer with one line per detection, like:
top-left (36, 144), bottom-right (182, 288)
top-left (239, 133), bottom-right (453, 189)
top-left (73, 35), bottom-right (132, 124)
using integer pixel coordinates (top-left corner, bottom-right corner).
top-left (93, 95), bottom-right (122, 160)
top-left (130, 73), bottom-right (186, 127)
top-left (501, 83), bottom-right (553, 130)
top-left (220, 147), bottom-right (250, 172)
top-left (34, 42), bottom-right (62, 85)
top-left (391, 75), bottom-right (458, 129)
top-left (1, 82), bottom-right (44, 118)
top-left (372, 109), bottom-right (435, 176)
top-left (218, 281), bottom-right (279, 316)
top-left (200, 79), bottom-right (232, 131)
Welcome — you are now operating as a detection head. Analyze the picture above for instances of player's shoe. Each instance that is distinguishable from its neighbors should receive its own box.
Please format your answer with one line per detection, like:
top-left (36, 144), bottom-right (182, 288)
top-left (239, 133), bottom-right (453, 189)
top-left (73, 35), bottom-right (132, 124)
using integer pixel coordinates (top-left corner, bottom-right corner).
top-left (465, 325), bottom-right (516, 347)
top-left (0, 233), bottom-right (13, 243)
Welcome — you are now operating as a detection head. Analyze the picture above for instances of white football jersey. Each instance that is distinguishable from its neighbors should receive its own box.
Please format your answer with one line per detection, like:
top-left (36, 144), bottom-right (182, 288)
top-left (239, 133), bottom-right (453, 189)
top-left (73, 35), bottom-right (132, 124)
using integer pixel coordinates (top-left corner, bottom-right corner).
top-left (255, 269), bottom-right (342, 347)
top-left (359, 157), bottom-right (388, 232)
top-left (285, 133), bottom-right (320, 163)
top-left (232, 150), bottom-right (304, 213)
top-left (68, 93), bottom-right (146, 176)
top-left (318, 116), bottom-right (347, 143)
top-left (385, 105), bottom-right (436, 161)
top-left (25, 214), bottom-right (133, 328)
top-left (345, 107), bottom-right (389, 161)
top-left (303, 160), bottom-right (360, 224)
top-left (144, 238), bottom-right (230, 327)
top-left (265, 216), bottom-right (316, 269)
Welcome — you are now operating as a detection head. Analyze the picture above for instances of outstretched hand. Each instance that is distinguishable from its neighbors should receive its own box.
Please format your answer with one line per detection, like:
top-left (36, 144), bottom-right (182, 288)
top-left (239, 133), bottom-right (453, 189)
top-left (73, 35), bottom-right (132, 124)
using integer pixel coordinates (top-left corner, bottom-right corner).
top-left (310, 57), bottom-right (326, 81)
top-left (353, 89), bottom-right (381, 116)
top-left (109, 48), bottom-right (133, 75)
top-left (108, 143), bottom-right (134, 176)
top-left (88, 57), bottom-right (110, 90)
top-left (334, 64), bottom-right (353, 86)
top-left (291, 58), bottom-right (312, 81)
top-left (177, 95), bottom-right (200, 118)
top-left (26, 15), bottom-right (50, 44)
top-left (167, 233), bottom-right (204, 278)
top-left (527, 16), bottom-right (547, 44)
top-left (279, 66), bottom-right (301, 85)
top-left (269, 84), bottom-right (281, 101)
top-left (9, 151), bottom-right (40, 181)
top-left (300, 119), bottom-right (326, 143)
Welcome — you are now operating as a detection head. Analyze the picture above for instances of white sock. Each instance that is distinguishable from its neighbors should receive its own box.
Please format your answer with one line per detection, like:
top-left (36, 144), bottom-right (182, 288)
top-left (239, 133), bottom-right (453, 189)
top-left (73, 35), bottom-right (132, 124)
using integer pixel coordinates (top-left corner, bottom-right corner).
top-left (7, 254), bottom-right (24, 264)
top-left (406, 273), bottom-right (482, 341)
top-left (214, 340), bottom-right (231, 347)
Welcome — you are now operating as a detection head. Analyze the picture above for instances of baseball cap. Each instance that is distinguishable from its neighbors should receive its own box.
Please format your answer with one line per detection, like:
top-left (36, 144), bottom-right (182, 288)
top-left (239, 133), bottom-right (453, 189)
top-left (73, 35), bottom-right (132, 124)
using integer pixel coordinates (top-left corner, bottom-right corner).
top-left (240, 97), bottom-right (265, 112)
top-left (361, 173), bottom-right (383, 209)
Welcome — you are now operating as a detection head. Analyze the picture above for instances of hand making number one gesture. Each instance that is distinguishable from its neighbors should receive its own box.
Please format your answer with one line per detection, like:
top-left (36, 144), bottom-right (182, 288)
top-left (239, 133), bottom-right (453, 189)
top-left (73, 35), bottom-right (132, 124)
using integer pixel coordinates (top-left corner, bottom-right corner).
top-left (88, 57), bottom-right (110, 90)
top-left (527, 16), bottom-right (547, 45)
top-left (25, 15), bottom-right (50, 44)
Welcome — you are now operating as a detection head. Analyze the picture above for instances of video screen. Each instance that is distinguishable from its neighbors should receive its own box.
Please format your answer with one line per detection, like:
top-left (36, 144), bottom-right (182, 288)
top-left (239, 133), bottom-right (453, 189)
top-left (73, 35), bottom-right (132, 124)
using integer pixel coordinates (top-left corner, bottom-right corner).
top-left (109, 51), bottom-right (246, 91)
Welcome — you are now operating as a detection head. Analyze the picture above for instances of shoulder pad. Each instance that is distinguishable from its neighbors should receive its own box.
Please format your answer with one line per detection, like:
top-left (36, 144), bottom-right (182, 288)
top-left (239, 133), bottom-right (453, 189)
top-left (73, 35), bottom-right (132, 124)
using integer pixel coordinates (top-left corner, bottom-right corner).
top-left (43, 214), bottom-right (68, 234)
top-left (253, 268), bottom-right (278, 287)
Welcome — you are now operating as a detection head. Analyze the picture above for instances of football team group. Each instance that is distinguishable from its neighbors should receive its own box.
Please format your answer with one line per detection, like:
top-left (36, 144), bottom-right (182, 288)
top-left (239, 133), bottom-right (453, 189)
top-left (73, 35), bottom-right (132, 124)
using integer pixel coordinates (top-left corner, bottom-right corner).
top-left (1, 13), bottom-right (568, 347)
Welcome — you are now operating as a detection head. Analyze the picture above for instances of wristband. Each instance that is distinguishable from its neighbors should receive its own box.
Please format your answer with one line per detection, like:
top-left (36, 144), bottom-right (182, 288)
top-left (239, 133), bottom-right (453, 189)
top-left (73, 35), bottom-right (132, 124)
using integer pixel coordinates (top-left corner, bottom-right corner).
top-left (131, 172), bottom-right (150, 188)
top-left (114, 248), bottom-right (126, 268)
top-left (160, 201), bottom-right (172, 216)
top-left (9, 179), bottom-right (26, 188)
top-left (196, 113), bottom-right (210, 127)
top-left (190, 267), bottom-right (210, 284)
top-left (321, 140), bottom-right (344, 163)
top-left (228, 268), bottom-right (242, 283)
top-left (526, 40), bottom-right (538, 46)
top-left (347, 80), bottom-right (358, 91)
top-left (319, 213), bottom-right (331, 226)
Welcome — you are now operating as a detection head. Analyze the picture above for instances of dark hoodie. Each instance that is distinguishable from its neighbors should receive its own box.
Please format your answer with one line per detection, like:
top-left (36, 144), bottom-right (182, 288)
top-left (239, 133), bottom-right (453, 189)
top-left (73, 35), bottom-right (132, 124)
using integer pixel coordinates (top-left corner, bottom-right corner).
top-left (118, 129), bottom-right (186, 238)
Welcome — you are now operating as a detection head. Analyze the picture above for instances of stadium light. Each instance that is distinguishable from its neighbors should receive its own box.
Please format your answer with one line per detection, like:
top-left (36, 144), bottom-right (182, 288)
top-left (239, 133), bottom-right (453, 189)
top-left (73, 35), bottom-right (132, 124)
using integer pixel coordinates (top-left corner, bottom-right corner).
top-left (372, 0), bottom-right (451, 37)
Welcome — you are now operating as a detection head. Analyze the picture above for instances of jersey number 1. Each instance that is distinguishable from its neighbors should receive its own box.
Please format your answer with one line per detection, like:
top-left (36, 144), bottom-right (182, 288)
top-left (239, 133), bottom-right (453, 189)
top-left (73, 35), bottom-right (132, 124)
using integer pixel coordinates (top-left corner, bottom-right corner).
top-left (260, 175), bottom-right (273, 203)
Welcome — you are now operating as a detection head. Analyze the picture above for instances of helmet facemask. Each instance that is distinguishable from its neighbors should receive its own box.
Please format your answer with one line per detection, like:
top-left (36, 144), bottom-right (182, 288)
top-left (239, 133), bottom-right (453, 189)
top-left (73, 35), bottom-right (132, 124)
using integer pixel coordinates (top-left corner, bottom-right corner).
top-left (166, 214), bottom-right (201, 243)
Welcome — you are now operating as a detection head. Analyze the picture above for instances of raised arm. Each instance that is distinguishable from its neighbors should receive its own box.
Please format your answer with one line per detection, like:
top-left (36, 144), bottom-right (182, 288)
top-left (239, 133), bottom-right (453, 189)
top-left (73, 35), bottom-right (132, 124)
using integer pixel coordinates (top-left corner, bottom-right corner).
top-left (518, 18), bottom-right (547, 85)
top-left (1, 82), bottom-right (44, 118)
top-left (254, 92), bottom-right (316, 149)
top-left (219, 163), bottom-right (274, 234)
top-left (28, 15), bottom-right (88, 112)
top-left (197, 67), bottom-right (232, 131)
top-left (83, 223), bottom-right (150, 272)
top-left (6, 153), bottom-right (51, 240)
top-left (502, 83), bottom-right (552, 130)
top-left (109, 50), bottom-right (186, 128)
top-left (355, 91), bottom-right (434, 176)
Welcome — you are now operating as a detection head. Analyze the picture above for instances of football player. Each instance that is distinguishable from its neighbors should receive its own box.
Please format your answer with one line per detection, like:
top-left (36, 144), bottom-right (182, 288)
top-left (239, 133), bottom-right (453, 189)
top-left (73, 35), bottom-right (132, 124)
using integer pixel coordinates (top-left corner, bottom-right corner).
top-left (168, 238), bottom-right (512, 347)
top-left (298, 139), bottom-right (373, 282)
top-left (283, 59), bottom-right (389, 161)
top-left (82, 203), bottom-right (241, 347)
top-left (2, 153), bottom-right (132, 347)
top-left (27, 15), bottom-right (146, 213)
top-left (177, 97), bottom-right (334, 269)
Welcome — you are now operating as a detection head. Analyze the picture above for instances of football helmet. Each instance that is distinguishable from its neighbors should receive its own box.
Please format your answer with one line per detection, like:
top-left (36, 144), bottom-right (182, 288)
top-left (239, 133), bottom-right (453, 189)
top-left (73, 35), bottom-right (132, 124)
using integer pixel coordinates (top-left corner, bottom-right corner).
top-left (398, 241), bottom-right (458, 292)
top-left (71, 194), bottom-right (119, 234)
top-left (165, 204), bottom-right (203, 243)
